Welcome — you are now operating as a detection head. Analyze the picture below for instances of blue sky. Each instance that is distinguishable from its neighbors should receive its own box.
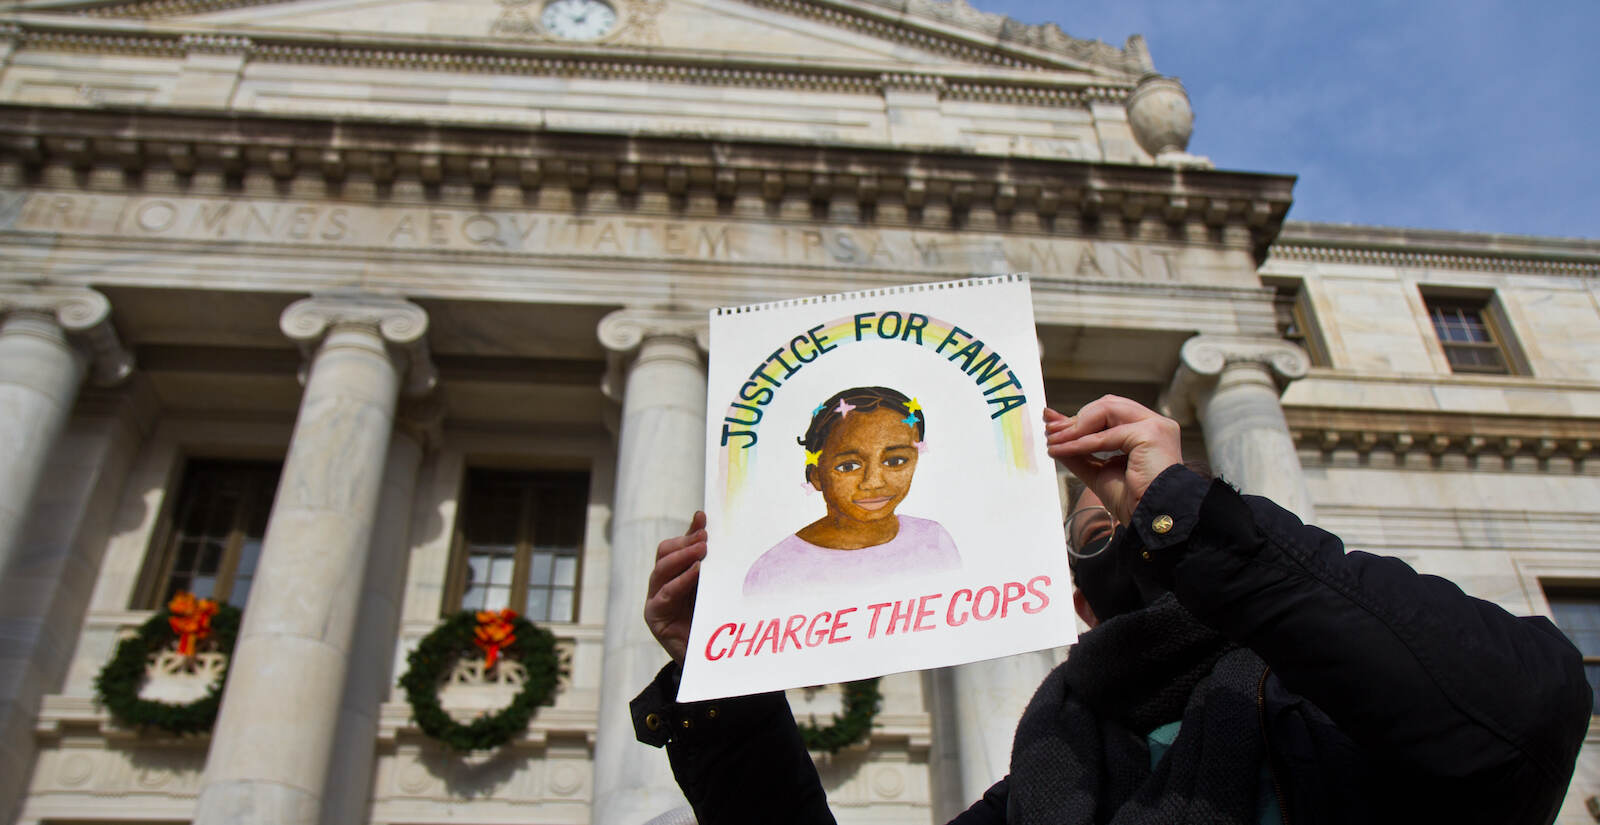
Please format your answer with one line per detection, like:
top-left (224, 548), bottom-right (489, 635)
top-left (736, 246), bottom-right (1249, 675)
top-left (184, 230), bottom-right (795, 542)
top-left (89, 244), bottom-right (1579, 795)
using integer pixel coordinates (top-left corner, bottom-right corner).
top-left (978, 0), bottom-right (1598, 239)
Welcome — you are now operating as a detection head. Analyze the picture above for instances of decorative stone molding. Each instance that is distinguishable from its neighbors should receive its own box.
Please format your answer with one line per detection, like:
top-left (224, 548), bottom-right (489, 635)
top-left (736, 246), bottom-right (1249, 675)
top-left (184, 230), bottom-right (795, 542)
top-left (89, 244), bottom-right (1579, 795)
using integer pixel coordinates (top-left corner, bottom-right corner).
top-left (1160, 335), bottom-right (1311, 424)
top-left (5, 20), bottom-right (1107, 101)
top-left (850, 0), bottom-right (1151, 73)
top-left (141, 651), bottom-right (229, 704)
top-left (0, 286), bottom-right (135, 386)
top-left (1268, 242), bottom-right (1600, 278)
top-left (71, 0), bottom-right (1146, 74)
top-left (597, 308), bottom-right (708, 403)
top-left (279, 293), bottom-right (437, 396)
top-left (880, 72), bottom-right (947, 93)
top-left (1283, 408), bottom-right (1598, 473)
top-left (179, 33), bottom-right (253, 54)
top-left (0, 108), bottom-right (1296, 258)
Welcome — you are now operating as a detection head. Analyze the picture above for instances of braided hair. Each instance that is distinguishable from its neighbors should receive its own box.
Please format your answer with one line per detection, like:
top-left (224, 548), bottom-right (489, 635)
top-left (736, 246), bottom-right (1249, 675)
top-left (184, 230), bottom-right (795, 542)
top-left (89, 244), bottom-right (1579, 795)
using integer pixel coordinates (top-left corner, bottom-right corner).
top-left (799, 387), bottom-right (924, 483)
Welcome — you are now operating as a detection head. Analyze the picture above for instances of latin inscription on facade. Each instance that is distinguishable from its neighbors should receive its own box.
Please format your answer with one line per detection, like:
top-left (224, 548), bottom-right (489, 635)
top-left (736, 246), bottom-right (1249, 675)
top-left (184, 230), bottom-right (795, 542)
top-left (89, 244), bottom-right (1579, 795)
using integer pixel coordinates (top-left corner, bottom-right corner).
top-left (0, 190), bottom-right (1241, 284)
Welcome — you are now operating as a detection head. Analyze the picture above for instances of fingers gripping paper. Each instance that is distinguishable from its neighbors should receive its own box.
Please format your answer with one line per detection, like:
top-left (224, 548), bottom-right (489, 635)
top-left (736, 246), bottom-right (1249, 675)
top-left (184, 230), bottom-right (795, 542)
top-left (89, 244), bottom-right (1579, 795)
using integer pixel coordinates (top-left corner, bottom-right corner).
top-left (680, 275), bottom-right (1076, 701)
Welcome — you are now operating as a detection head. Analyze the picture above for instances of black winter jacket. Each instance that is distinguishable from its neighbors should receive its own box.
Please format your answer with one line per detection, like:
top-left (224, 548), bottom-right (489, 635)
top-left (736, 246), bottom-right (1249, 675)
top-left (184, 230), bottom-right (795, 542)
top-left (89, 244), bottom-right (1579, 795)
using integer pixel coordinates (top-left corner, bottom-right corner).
top-left (633, 466), bottom-right (1592, 825)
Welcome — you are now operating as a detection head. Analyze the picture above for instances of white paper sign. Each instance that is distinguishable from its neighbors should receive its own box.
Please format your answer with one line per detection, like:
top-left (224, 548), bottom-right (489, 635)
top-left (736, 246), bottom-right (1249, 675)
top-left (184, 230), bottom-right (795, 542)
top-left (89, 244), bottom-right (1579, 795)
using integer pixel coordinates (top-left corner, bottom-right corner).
top-left (679, 275), bottom-right (1076, 702)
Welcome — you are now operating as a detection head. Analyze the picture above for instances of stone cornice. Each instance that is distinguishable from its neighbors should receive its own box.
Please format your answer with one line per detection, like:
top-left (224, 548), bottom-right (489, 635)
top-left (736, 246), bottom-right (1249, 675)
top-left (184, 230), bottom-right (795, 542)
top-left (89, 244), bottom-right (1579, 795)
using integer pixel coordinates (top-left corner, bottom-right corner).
top-left (1284, 407), bottom-right (1595, 472)
top-left (50, 0), bottom-right (1150, 75)
top-left (0, 105), bottom-right (1298, 262)
top-left (0, 14), bottom-right (1136, 100)
top-left (1269, 221), bottom-right (1600, 278)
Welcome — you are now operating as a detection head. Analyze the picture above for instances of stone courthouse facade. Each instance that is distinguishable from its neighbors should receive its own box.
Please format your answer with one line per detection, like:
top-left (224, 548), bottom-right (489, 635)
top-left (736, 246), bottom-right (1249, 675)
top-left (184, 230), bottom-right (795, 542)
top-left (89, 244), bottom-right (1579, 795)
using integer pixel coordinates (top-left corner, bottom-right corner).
top-left (1, 0), bottom-right (1599, 822)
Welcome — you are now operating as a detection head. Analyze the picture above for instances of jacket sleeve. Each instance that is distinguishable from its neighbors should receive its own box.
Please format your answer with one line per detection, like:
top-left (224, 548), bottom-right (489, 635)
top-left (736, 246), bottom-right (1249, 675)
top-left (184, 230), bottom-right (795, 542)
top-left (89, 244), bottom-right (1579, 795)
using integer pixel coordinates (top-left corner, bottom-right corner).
top-left (1125, 464), bottom-right (1591, 825)
top-left (632, 664), bottom-right (1011, 825)
top-left (632, 662), bottom-right (836, 825)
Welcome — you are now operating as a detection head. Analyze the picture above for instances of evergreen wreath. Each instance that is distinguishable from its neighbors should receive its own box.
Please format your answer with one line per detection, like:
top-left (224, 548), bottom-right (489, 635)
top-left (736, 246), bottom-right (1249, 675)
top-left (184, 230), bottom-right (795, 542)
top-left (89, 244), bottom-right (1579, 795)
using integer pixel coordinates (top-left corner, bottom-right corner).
top-left (798, 677), bottom-right (882, 754)
top-left (94, 598), bottom-right (241, 736)
top-left (399, 610), bottom-right (564, 752)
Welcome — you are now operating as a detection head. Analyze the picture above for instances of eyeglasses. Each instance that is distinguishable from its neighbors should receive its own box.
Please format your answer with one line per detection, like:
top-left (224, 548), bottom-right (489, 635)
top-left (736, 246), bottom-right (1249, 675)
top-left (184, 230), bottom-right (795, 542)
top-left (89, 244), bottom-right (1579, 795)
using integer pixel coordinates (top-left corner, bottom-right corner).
top-left (1065, 505), bottom-right (1118, 560)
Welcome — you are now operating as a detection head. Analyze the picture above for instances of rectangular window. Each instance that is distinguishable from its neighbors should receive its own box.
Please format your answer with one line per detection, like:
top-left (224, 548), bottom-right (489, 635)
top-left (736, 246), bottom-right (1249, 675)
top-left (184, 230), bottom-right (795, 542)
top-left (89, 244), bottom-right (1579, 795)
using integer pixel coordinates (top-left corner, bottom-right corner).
top-left (1424, 295), bottom-right (1513, 375)
top-left (455, 469), bottom-right (589, 623)
top-left (148, 459), bottom-right (281, 609)
top-left (1544, 587), bottom-right (1600, 713)
top-left (1266, 279), bottom-right (1327, 367)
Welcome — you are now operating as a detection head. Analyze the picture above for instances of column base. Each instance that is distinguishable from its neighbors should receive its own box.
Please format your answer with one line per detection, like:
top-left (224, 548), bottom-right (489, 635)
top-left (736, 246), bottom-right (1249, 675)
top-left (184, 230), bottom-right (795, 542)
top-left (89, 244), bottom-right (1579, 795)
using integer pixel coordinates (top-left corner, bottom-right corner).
top-left (194, 779), bottom-right (319, 825)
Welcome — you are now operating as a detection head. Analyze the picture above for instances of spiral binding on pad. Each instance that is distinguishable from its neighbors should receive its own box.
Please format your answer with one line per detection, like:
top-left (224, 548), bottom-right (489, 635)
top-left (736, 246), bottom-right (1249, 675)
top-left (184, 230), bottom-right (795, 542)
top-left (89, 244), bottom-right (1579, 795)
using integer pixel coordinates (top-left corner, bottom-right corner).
top-left (712, 273), bottom-right (1030, 316)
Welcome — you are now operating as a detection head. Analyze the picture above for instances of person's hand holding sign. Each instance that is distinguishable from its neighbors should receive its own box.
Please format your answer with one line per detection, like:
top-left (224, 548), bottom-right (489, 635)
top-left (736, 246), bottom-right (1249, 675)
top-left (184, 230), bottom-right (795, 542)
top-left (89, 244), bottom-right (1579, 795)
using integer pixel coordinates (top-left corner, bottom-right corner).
top-left (1045, 395), bottom-right (1183, 525)
top-left (645, 511), bottom-right (706, 664)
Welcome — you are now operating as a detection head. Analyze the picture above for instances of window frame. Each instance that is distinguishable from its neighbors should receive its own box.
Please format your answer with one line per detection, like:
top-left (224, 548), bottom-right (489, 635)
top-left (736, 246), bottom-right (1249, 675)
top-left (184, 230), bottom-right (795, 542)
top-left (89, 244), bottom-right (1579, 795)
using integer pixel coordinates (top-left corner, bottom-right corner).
top-left (1419, 288), bottom-right (1528, 376)
top-left (136, 457), bottom-right (282, 610)
top-left (1263, 277), bottom-right (1329, 367)
top-left (446, 468), bottom-right (590, 624)
top-left (1540, 582), bottom-right (1600, 715)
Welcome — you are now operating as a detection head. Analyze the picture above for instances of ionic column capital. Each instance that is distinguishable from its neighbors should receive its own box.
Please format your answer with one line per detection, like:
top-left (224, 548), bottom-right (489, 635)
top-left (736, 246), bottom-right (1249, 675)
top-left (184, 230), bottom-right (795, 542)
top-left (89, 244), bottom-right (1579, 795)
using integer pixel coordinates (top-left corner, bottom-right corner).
top-left (1160, 334), bottom-right (1309, 424)
top-left (597, 308), bottom-right (708, 403)
top-left (597, 308), bottom-right (709, 355)
top-left (0, 285), bottom-right (134, 386)
top-left (280, 293), bottom-right (436, 396)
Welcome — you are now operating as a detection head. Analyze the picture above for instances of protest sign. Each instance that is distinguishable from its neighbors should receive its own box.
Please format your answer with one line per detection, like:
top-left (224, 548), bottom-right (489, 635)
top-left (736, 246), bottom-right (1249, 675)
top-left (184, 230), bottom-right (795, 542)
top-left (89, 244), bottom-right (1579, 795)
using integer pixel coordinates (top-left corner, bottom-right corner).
top-left (679, 275), bottom-right (1075, 701)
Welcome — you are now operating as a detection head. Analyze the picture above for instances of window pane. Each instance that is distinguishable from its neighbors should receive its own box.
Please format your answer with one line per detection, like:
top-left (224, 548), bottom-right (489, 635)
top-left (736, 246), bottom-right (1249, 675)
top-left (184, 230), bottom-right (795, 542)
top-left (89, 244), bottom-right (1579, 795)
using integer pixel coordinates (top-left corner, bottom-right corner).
top-left (1546, 591), bottom-right (1600, 711)
top-left (490, 555), bottom-right (516, 586)
top-left (1426, 297), bottom-right (1509, 375)
top-left (154, 460), bottom-right (281, 608)
top-left (462, 584), bottom-right (488, 611)
top-left (458, 469), bottom-right (589, 620)
top-left (526, 588), bottom-right (550, 621)
top-left (235, 539), bottom-right (262, 576)
top-left (529, 552), bottom-right (554, 585)
top-left (175, 541), bottom-right (199, 573)
top-left (553, 556), bottom-right (577, 588)
top-left (197, 540), bottom-right (224, 574)
top-left (549, 588), bottom-right (575, 622)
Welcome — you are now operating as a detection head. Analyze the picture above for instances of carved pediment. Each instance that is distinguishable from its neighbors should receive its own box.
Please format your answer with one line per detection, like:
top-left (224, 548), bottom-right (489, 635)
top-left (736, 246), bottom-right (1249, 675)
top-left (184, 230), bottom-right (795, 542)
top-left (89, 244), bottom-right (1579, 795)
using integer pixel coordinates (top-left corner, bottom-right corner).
top-left (13, 0), bottom-right (1151, 75)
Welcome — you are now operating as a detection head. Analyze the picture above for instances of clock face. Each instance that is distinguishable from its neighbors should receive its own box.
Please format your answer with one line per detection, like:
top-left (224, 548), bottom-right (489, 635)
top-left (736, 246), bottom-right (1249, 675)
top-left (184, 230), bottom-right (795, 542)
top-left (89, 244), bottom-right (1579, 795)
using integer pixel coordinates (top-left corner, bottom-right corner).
top-left (541, 0), bottom-right (619, 40)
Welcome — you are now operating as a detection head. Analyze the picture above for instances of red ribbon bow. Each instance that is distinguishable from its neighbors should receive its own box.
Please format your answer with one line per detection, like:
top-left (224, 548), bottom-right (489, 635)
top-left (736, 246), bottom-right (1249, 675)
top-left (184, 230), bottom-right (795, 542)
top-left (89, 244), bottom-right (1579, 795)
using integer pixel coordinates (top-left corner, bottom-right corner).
top-left (473, 609), bottom-right (519, 670)
top-left (167, 592), bottom-right (219, 657)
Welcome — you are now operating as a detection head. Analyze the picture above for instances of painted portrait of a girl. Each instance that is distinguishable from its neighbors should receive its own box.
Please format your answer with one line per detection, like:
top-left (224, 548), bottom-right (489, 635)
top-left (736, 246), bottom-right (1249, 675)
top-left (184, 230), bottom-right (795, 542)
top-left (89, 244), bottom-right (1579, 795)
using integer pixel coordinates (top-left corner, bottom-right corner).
top-left (743, 386), bottom-right (961, 596)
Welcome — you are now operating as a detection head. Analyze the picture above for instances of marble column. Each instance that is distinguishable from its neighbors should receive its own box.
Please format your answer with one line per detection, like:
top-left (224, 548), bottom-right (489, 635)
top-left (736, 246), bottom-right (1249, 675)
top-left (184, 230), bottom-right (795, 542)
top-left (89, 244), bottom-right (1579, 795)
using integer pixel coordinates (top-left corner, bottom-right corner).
top-left (321, 396), bottom-right (441, 825)
top-left (939, 650), bottom-right (1059, 806)
top-left (593, 309), bottom-right (708, 825)
top-left (1161, 335), bottom-right (1315, 522)
top-left (194, 294), bottom-right (434, 825)
top-left (0, 286), bottom-right (131, 583)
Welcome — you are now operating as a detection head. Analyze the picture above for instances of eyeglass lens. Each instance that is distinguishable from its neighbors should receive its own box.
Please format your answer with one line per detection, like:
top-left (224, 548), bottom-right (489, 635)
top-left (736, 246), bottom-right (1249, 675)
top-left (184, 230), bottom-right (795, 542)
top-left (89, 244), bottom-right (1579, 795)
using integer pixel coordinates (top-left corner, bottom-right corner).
top-left (1067, 507), bottom-right (1116, 559)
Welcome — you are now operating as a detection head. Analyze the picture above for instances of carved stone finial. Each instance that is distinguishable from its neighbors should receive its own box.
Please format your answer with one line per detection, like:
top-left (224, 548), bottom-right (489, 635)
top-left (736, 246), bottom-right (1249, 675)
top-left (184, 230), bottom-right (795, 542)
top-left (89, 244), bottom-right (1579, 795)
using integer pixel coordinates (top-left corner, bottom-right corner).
top-left (1126, 74), bottom-right (1192, 155)
top-left (1160, 334), bottom-right (1311, 424)
top-left (1126, 74), bottom-right (1212, 168)
top-left (279, 293), bottom-right (436, 396)
top-left (0, 285), bottom-right (134, 386)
